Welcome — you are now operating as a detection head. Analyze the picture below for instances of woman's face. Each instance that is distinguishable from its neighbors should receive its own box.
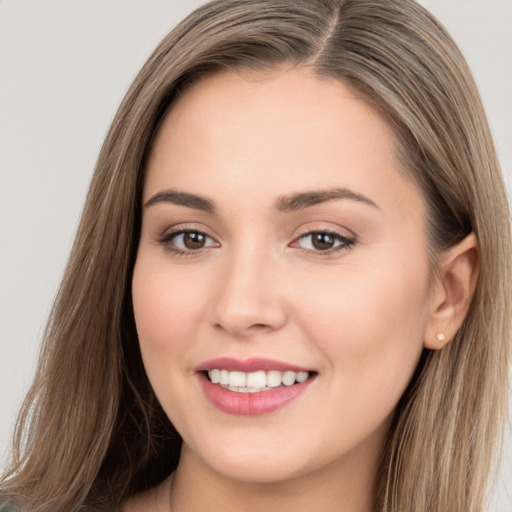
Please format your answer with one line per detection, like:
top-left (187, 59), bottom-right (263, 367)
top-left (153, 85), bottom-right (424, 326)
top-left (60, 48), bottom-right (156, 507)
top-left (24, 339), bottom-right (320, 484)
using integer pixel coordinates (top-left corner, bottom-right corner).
top-left (132, 68), bottom-right (434, 485)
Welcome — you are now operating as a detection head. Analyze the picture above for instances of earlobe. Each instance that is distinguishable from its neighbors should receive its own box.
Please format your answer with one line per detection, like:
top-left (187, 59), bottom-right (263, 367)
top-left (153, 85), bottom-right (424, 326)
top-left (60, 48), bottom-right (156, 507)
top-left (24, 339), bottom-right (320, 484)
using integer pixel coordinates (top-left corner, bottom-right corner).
top-left (424, 233), bottom-right (480, 350)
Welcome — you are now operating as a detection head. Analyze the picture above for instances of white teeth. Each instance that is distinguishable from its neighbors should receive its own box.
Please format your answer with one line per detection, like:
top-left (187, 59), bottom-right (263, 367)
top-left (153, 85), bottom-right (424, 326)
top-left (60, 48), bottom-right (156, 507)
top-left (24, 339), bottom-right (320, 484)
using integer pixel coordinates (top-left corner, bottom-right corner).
top-left (229, 371), bottom-right (246, 387)
top-left (266, 370), bottom-right (282, 388)
top-left (296, 371), bottom-right (309, 383)
top-left (209, 369), bottom-right (221, 384)
top-left (282, 371), bottom-right (296, 386)
top-left (219, 369), bottom-right (229, 385)
top-left (207, 369), bottom-right (311, 391)
top-left (228, 386), bottom-right (261, 393)
top-left (246, 371), bottom-right (266, 388)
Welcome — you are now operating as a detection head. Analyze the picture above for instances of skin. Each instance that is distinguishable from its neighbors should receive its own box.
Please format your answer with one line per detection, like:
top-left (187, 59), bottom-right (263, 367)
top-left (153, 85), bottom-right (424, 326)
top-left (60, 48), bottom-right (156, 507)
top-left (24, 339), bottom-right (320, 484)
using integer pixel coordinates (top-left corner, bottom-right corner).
top-left (127, 67), bottom-right (478, 512)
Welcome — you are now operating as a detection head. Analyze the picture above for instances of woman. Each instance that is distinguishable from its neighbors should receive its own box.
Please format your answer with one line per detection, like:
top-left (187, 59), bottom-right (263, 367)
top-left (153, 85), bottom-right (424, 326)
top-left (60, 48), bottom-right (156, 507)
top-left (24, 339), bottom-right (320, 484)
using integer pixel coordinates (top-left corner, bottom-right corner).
top-left (1, 0), bottom-right (510, 511)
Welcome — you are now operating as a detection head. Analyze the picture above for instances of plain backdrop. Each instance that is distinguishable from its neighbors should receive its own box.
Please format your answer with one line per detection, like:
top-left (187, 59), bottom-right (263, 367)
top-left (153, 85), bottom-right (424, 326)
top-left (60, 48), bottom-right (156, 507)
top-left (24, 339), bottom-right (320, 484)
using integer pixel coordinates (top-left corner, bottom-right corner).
top-left (1, 1), bottom-right (511, 509)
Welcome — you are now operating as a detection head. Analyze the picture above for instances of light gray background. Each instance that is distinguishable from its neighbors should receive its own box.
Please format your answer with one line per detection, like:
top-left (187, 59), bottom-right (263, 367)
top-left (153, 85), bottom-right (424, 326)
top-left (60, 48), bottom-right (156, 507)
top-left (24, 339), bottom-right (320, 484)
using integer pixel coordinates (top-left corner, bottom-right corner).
top-left (1, 1), bottom-right (511, 509)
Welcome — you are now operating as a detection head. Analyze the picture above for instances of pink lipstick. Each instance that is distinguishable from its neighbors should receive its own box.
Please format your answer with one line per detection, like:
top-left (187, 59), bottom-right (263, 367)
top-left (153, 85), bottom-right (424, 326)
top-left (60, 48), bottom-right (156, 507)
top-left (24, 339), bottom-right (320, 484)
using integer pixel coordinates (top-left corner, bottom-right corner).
top-left (196, 357), bottom-right (316, 416)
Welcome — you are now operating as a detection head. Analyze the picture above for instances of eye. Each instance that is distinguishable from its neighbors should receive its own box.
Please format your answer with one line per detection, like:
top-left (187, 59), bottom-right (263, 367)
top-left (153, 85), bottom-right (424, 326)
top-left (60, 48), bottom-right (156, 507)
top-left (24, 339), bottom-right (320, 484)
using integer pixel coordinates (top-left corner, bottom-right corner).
top-left (293, 230), bottom-right (355, 254)
top-left (158, 229), bottom-right (219, 254)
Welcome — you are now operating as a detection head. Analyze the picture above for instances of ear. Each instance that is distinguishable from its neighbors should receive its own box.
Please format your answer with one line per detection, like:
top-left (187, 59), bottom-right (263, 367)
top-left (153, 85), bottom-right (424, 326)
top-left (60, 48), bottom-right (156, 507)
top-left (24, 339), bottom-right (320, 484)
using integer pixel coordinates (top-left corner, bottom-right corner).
top-left (424, 233), bottom-right (480, 350)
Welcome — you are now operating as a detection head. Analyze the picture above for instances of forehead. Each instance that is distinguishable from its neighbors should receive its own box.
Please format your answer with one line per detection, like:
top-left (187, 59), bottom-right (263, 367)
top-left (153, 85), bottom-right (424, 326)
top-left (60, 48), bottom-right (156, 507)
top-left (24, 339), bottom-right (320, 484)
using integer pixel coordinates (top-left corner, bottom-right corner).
top-left (151, 67), bottom-right (394, 160)
top-left (144, 67), bottom-right (424, 221)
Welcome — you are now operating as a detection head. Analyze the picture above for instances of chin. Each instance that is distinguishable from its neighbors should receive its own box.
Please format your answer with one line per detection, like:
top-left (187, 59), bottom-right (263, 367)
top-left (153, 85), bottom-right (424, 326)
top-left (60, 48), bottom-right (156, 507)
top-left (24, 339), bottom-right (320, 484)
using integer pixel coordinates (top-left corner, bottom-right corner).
top-left (181, 426), bottom-right (329, 485)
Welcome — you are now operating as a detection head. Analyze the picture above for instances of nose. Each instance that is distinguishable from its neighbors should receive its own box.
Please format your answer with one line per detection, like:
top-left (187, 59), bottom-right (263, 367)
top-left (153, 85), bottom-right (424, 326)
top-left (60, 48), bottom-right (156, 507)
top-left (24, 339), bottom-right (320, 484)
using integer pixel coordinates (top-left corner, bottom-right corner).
top-left (208, 246), bottom-right (288, 337)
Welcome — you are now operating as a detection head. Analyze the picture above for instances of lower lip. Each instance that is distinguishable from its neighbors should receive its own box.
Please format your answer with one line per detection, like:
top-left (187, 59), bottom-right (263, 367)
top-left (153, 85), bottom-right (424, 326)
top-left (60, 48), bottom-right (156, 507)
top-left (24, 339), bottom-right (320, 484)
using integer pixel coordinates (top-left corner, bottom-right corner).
top-left (198, 373), bottom-right (314, 416)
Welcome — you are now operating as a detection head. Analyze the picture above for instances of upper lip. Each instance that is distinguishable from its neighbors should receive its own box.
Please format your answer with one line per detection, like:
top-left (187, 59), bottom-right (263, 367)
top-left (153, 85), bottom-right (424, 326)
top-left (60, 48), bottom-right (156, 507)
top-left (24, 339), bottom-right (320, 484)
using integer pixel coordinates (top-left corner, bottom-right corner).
top-left (195, 357), bottom-right (313, 373)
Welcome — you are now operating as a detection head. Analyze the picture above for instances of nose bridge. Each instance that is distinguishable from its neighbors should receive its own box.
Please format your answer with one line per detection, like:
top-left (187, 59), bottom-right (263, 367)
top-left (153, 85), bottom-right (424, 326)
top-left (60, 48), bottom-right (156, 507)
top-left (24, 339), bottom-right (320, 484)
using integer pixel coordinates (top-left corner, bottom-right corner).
top-left (210, 237), bottom-right (287, 336)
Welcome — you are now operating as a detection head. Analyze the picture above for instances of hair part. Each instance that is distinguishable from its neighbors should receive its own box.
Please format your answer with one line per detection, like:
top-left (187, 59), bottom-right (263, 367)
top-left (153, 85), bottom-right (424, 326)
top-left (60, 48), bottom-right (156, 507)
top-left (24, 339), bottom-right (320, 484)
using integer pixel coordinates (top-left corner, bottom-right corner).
top-left (2, 1), bottom-right (510, 511)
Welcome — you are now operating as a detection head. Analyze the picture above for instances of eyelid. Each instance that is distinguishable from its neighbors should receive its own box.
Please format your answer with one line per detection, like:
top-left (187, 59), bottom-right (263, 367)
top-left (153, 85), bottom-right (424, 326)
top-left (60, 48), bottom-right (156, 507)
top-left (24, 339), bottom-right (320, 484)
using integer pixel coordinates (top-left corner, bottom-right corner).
top-left (156, 222), bottom-right (218, 241)
top-left (156, 225), bottom-right (220, 256)
top-left (290, 228), bottom-right (356, 255)
top-left (154, 223), bottom-right (356, 257)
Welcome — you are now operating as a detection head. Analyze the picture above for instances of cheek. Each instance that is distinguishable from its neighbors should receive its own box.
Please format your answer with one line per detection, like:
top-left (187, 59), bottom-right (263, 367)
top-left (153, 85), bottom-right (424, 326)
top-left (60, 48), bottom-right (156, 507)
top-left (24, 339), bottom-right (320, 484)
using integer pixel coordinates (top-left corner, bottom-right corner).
top-left (131, 259), bottom-right (212, 433)
top-left (294, 257), bottom-right (430, 403)
top-left (131, 260), bottom-right (206, 367)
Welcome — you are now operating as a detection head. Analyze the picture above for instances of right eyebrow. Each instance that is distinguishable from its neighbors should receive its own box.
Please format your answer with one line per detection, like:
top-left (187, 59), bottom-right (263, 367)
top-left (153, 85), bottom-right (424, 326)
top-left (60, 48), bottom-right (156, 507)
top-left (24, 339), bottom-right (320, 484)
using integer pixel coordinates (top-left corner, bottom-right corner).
top-left (275, 187), bottom-right (380, 212)
top-left (144, 189), bottom-right (216, 214)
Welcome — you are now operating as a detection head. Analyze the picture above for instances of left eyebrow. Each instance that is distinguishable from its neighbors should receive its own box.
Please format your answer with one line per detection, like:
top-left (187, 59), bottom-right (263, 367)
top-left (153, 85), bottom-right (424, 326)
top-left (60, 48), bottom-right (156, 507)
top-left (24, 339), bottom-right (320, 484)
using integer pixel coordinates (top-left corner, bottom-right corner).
top-left (275, 188), bottom-right (380, 212)
top-left (144, 189), bottom-right (216, 213)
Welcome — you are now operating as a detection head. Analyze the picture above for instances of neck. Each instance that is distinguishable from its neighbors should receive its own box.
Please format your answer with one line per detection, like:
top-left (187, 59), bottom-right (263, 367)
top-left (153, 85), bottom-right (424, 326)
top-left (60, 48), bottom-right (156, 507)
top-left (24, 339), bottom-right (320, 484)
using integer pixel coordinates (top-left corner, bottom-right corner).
top-left (168, 441), bottom-right (381, 512)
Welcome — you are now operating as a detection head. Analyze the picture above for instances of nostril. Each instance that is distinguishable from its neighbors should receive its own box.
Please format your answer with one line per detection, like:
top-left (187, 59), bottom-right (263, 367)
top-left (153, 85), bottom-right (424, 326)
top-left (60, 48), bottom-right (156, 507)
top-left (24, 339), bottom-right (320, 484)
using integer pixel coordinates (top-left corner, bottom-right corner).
top-left (210, 297), bottom-right (288, 336)
top-left (213, 321), bottom-right (275, 334)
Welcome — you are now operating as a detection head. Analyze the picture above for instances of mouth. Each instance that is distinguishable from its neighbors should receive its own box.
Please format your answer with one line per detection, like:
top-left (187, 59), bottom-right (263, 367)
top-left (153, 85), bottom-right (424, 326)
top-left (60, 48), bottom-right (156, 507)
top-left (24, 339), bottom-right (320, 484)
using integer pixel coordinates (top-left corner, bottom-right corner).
top-left (204, 369), bottom-right (312, 393)
top-left (196, 358), bottom-right (317, 415)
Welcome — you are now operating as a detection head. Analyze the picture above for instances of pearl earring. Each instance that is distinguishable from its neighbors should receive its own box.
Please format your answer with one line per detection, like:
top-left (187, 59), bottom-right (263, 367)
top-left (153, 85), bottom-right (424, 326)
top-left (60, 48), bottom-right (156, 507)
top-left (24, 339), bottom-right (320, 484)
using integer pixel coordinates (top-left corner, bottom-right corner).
top-left (436, 333), bottom-right (446, 342)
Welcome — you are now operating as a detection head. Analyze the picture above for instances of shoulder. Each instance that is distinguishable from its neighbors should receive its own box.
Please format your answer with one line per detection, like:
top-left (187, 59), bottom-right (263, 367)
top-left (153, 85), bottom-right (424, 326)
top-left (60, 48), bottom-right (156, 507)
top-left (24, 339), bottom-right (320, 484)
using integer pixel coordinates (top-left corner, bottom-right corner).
top-left (0, 502), bottom-right (19, 512)
top-left (0, 494), bottom-right (20, 512)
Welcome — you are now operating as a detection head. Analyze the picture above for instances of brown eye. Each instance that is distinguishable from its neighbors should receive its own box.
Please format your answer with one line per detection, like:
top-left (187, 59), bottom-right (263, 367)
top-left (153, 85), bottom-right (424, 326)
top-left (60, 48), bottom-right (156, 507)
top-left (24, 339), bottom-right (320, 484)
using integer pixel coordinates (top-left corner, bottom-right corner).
top-left (294, 230), bottom-right (355, 254)
top-left (311, 232), bottom-right (336, 251)
top-left (183, 231), bottom-right (207, 249)
top-left (159, 230), bottom-right (218, 254)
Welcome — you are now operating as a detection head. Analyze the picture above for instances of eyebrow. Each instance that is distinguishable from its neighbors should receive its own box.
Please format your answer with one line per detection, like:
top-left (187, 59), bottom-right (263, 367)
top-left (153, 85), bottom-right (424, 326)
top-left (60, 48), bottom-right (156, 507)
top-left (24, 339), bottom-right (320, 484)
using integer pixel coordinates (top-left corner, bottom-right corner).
top-left (275, 188), bottom-right (380, 212)
top-left (144, 187), bottom-right (379, 214)
top-left (145, 189), bottom-right (216, 213)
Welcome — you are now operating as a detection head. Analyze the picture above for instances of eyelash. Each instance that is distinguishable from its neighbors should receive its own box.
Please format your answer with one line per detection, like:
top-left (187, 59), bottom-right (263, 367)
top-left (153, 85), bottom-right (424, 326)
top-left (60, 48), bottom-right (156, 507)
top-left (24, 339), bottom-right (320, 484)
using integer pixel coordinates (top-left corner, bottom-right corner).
top-left (157, 228), bottom-right (355, 257)
top-left (157, 229), bottom-right (218, 256)
top-left (292, 229), bottom-right (355, 255)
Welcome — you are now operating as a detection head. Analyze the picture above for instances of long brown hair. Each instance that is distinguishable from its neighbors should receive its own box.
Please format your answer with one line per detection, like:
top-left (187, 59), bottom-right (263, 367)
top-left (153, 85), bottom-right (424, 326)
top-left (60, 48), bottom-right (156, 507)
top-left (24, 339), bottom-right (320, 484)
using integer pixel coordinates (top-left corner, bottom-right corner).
top-left (2, 1), bottom-right (510, 511)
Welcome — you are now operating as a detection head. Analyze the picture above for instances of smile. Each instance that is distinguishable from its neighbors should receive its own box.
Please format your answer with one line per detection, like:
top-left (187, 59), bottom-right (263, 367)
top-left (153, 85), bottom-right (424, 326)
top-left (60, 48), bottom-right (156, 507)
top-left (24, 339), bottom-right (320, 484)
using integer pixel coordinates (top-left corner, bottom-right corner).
top-left (196, 358), bottom-right (316, 415)
top-left (207, 369), bottom-right (310, 392)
